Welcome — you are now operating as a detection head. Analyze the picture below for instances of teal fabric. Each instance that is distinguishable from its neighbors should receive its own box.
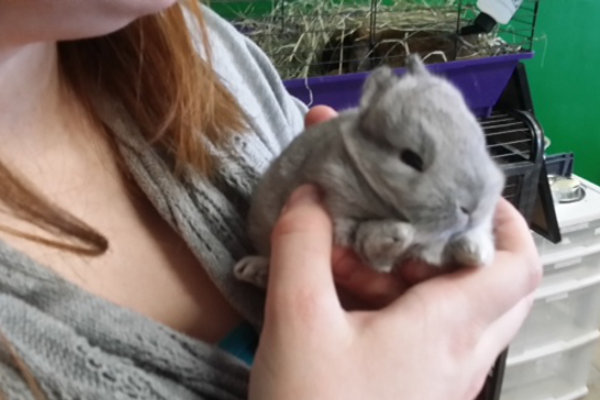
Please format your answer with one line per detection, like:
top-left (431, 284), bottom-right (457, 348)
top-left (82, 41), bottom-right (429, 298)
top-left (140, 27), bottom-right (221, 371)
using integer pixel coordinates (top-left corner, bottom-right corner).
top-left (218, 322), bottom-right (259, 365)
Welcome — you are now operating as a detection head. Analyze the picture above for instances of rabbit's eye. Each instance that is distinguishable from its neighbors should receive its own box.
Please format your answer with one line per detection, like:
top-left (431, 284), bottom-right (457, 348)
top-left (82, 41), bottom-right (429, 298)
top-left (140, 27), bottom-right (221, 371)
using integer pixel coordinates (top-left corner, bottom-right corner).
top-left (400, 149), bottom-right (424, 172)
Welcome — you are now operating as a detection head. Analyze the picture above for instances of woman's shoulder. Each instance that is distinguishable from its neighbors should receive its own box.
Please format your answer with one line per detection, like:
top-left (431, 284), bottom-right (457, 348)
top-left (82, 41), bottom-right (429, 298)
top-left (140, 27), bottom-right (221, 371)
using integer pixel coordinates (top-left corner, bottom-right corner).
top-left (194, 5), bottom-right (307, 153)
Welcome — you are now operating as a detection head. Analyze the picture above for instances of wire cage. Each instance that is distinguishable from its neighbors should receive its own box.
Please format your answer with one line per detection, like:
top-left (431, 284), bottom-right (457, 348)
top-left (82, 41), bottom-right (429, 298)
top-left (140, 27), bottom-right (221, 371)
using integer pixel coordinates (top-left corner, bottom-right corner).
top-left (210, 0), bottom-right (539, 79)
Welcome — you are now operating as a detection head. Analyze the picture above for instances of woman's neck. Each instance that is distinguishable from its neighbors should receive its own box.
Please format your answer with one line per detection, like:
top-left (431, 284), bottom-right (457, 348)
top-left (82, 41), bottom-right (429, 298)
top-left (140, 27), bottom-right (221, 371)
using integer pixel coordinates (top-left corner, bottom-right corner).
top-left (0, 42), bottom-right (100, 165)
top-left (0, 42), bottom-right (69, 143)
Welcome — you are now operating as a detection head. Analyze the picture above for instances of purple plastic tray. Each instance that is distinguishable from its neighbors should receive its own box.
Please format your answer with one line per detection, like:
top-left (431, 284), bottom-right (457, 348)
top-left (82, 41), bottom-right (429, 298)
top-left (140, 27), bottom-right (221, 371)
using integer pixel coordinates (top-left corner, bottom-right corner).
top-left (284, 52), bottom-right (533, 117)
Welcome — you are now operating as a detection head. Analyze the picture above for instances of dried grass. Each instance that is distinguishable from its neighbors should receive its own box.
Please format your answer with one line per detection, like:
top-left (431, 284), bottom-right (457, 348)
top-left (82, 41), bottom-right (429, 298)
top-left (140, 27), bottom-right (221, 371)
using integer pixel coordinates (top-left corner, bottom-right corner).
top-left (229, 0), bottom-right (526, 79)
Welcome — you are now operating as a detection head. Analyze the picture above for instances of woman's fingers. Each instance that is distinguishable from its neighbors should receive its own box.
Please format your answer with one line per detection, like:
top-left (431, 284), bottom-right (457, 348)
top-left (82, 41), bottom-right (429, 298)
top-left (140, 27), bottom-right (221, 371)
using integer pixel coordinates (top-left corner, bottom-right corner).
top-left (454, 200), bottom-right (541, 327)
top-left (304, 105), bottom-right (337, 127)
top-left (332, 247), bottom-right (406, 308)
top-left (388, 199), bottom-right (542, 330)
top-left (477, 293), bottom-right (536, 360)
top-left (394, 258), bottom-right (444, 285)
top-left (434, 252), bottom-right (539, 330)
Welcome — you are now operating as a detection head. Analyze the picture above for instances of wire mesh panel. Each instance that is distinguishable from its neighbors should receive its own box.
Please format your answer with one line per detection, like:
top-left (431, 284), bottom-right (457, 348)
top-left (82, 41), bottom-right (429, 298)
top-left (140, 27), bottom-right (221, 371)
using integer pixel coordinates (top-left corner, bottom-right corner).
top-left (480, 110), bottom-right (545, 221)
top-left (210, 0), bottom-right (539, 79)
top-left (481, 112), bottom-right (536, 164)
top-left (458, 0), bottom-right (539, 55)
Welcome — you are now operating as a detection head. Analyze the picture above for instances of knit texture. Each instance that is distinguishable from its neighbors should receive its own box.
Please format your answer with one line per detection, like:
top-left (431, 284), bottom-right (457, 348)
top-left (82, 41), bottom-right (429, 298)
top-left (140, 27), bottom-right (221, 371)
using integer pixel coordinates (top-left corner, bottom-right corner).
top-left (0, 6), bottom-right (306, 399)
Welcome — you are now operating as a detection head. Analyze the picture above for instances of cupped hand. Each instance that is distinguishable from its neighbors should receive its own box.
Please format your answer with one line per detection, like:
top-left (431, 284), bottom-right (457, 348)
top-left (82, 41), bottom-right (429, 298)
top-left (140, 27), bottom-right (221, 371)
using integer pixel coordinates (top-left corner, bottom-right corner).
top-left (249, 181), bottom-right (541, 400)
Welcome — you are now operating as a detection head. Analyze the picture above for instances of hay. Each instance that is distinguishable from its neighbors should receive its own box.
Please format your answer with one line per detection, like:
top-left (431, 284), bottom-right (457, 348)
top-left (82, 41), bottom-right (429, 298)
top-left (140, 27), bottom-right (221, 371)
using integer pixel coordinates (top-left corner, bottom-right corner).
top-left (230, 0), bottom-right (526, 79)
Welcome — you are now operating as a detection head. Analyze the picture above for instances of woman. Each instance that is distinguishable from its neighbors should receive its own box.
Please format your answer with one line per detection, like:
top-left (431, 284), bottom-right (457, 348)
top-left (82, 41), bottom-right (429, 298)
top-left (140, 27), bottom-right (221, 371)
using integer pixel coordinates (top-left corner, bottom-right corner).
top-left (0, 1), bottom-right (541, 399)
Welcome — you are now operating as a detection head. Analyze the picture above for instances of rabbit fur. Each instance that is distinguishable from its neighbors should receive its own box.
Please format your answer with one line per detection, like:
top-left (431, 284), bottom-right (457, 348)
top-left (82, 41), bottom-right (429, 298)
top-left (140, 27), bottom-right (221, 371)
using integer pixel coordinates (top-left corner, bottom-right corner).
top-left (234, 55), bottom-right (505, 287)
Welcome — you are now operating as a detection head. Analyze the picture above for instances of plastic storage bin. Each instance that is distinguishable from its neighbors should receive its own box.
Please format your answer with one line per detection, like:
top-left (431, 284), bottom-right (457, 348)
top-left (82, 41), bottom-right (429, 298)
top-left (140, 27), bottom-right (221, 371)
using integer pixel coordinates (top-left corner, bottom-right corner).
top-left (540, 243), bottom-right (600, 288)
top-left (508, 268), bottom-right (600, 357)
top-left (535, 220), bottom-right (600, 256)
top-left (534, 178), bottom-right (600, 256)
top-left (284, 53), bottom-right (534, 117)
top-left (503, 176), bottom-right (600, 400)
top-left (502, 331), bottom-right (600, 400)
top-left (503, 386), bottom-right (588, 400)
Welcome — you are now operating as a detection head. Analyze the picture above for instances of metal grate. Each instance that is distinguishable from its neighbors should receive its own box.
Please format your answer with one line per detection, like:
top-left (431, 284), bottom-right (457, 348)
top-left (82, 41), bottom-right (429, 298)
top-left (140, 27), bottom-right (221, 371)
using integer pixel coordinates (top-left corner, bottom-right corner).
top-left (458, 0), bottom-right (539, 53)
top-left (479, 109), bottom-right (544, 227)
top-left (480, 112), bottom-right (535, 164)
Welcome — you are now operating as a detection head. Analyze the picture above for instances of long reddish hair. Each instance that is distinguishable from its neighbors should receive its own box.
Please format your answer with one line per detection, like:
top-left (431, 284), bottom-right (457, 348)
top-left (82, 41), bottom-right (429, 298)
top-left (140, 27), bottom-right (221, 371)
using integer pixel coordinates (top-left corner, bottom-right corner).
top-left (0, 1), bottom-right (245, 255)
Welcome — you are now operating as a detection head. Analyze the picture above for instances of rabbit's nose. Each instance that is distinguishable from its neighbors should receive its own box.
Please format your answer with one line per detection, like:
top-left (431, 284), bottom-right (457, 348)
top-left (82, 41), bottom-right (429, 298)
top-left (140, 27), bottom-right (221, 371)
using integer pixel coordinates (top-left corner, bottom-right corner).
top-left (459, 206), bottom-right (471, 215)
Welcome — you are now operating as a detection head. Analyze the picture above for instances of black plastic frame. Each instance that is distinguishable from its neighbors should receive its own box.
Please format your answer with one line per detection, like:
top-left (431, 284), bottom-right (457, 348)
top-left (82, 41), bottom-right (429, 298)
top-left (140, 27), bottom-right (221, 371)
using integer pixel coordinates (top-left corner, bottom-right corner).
top-left (476, 62), bottom-right (561, 400)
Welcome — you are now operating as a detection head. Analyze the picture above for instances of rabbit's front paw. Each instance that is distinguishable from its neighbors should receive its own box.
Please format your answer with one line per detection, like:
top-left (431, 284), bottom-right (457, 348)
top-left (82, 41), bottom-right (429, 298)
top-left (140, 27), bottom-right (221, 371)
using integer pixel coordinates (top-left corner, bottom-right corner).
top-left (445, 235), bottom-right (494, 267)
top-left (334, 218), bottom-right (359, 247)
top-left (355, 221), bottom-right (415, 272)
top-left (234, 256), bottom-right (270, 287)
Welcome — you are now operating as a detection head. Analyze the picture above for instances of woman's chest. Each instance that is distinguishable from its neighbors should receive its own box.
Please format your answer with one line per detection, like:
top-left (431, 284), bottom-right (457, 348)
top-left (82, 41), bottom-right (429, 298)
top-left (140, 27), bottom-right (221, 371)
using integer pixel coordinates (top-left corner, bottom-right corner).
top-left (0, 140), bottom-right (242, 343)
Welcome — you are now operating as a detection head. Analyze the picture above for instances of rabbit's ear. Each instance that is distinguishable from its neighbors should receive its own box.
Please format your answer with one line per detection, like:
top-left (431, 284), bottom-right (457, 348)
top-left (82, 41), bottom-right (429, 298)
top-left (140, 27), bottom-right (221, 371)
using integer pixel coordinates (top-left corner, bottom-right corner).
top-left (406, 54), bottom-right (429, 77)
top-left (360, 66), bottom-right (396, 108)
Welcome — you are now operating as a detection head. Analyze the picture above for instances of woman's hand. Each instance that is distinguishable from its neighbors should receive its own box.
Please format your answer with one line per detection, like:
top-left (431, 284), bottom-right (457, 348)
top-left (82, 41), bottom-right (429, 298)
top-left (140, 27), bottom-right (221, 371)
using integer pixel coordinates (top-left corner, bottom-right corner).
top-left (249, 174), bottom-right (541, 400)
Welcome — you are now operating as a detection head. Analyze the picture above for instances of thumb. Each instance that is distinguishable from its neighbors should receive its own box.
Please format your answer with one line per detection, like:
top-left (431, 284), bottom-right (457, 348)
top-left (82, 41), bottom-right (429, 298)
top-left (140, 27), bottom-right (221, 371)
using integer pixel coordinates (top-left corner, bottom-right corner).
top-left (266, 185), bottom-right (339, 311)
top-left (305, 105), bottom-right (337, 127)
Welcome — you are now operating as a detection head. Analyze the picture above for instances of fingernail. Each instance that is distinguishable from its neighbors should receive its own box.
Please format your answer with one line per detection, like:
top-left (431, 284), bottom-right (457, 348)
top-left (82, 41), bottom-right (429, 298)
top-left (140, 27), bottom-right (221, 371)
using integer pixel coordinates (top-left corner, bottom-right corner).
top-left (281, 185), bottom-right (321, 213)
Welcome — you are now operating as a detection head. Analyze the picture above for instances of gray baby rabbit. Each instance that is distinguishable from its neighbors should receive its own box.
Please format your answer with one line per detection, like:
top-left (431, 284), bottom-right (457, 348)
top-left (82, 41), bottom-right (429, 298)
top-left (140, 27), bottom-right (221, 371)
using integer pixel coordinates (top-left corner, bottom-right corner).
top-left (235, 55), bottom-right (505, 287)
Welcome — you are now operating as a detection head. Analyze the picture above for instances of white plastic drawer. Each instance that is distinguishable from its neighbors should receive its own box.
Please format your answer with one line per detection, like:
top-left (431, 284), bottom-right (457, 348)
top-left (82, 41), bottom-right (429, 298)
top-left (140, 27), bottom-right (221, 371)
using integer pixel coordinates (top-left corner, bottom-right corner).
top-left (534, 219), bottom-right (600, 257)
top-left (541, 244), bottom-right (600, 289)
top-left (554, 386), bottom-right (589, 400)
top-left (534, 176), bottom-right (600, 258)
top-left (501, 331), bottom-right (599, 400)
top-left (508, 270), bottom-right (600, 357)
top-left (502, 386), bottom-right (588, 400)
